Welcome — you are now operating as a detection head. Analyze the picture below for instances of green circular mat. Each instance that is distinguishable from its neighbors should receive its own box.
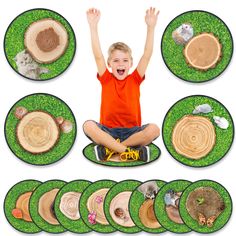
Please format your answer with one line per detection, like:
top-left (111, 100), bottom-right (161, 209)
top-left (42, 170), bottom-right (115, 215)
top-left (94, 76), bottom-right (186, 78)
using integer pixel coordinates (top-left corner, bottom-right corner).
top-left (54, 180), bottom-right (92, 233)
top-left (154, 180), bottom-right (192, 233)
top-left (104, 180), bottom-right (141, 233)
top-left (29, 180), bottom-right (67, 233)
top-left (79, 180), bottom-right (117, 233)
top-left (179, 180), bottom-right (232, 233)
top-left (4, 180), bottom-right (42, 234)
top-left (161, 10), bottom-right (233, 83)
top-left (162, 95), bottom-right (234, 167)
top-left (5, 93), bottom-right (77, 165)
top-left (129, 179), bottom-right (166, 233)
top-left (4, 8), bottom-right (76, 81)
top-left (83, 143), bottom-right (161, 167)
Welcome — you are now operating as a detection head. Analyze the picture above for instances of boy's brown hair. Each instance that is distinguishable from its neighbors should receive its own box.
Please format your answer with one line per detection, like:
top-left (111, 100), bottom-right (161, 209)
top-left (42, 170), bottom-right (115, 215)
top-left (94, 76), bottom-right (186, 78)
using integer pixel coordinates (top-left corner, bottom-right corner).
top-left (107, 42), bottom-right (133, 63)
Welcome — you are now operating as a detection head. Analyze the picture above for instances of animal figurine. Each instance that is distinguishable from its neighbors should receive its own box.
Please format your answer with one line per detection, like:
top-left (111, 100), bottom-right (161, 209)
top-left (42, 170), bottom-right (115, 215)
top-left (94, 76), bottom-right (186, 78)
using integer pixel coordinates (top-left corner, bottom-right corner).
top-left (138, 181), bottom-right (159, 200)
top-left (14, 50), bottom-right (49, 80)
top-left (172, 23), bottom-right (194, 45)
top-left (164, 190), bottom-right (180, 208)
top-left (192, 104), bottom-right (213, 114)
top-left (213, 116), bottom-right (229, 129)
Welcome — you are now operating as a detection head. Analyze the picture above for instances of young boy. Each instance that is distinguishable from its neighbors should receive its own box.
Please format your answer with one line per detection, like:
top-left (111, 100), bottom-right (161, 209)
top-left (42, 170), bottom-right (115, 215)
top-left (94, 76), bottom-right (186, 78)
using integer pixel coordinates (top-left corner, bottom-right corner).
top-left (84, 7), bottom-right (160, 162)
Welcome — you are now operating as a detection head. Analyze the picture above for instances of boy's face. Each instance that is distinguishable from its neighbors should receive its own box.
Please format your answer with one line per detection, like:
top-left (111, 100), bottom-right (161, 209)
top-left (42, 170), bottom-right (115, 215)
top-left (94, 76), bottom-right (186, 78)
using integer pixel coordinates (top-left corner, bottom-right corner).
top-left (108, 50), bottom-right (133, 80)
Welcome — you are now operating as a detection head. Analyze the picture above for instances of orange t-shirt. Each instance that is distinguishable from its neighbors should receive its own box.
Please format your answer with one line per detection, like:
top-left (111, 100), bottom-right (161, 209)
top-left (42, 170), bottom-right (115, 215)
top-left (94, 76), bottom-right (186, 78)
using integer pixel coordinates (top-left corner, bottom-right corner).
top-left (98, 69), bottom-right (145, 128)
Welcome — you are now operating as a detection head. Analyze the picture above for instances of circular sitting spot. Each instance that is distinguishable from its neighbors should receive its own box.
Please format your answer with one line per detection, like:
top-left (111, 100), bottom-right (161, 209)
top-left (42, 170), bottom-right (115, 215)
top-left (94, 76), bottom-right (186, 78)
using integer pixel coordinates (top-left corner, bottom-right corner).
top-left (24, 18), bottom-right (68, 63)
top-left (16, 111), bottom-right (60, 154)
top-left (184, 33), bottom-right (222, 70)
top-left (172, 115), bottom-right (216, 159)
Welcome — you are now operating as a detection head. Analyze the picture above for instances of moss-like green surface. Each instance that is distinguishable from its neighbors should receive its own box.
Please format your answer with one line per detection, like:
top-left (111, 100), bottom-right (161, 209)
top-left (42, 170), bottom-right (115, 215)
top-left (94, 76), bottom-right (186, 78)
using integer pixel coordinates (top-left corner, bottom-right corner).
top-left (129, 180), bottom-right (166, 233)
top-left (162, 95), bottom-right (234, 167)
top-left (154, 180), bottom-right (191, 233)
top-left (5, 93), bottom-right (76, 165)
top-left (4, 180), bottom-right (42, 233)
top-left (162, 11), bottom-right (233, 82)
top-left (79, 180), bottom-right (117, 233)
top-left (4, 8), bottom-right (76, 81)
top-left (104, 180), bottom-right (141, 233)
top-left (29, 180), bottom-right (66, 233)
top-left (83, 143), bottom-right (161, 167)
top-left (179, 180), bottom-right (232, 233)
top-left (54, 180), bottom-right (92, 233)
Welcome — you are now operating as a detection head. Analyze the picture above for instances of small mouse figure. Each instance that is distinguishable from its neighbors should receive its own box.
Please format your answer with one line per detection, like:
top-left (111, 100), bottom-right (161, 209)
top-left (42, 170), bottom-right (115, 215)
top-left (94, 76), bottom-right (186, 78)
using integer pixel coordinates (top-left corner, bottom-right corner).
top-left (14, 50), bottom-right (49, 80)
top-left (164, 189), bottom-right (180, 208)
top-left (138, 181), bottom-right (159, 200)
top-left (172, 23), bottom-right (194, 45)
top-left (192, 104), bottom-right (213, 114)
top-left (213, 116), bottom-right (229, 129)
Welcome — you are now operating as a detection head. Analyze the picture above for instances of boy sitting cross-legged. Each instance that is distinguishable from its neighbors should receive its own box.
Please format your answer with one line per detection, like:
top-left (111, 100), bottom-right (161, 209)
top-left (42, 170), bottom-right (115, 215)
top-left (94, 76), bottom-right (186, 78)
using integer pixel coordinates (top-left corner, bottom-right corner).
top-left (83, 7), bottom-right (160, 162)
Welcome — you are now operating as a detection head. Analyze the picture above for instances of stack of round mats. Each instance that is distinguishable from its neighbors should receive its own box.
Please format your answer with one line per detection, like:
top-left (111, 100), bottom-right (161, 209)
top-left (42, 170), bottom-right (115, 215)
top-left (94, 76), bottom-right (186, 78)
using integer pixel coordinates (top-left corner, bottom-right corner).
top-left (4, 179), bottom-right (232, 234)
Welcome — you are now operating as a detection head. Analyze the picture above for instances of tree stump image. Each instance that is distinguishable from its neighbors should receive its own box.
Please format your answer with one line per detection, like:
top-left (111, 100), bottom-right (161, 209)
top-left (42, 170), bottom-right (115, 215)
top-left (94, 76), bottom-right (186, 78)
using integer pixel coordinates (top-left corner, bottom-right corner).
top-left (24, 18), bottom-right (68, 63)
top-left (172, 115), bottom-right (216, 159)
top-left (16, 111), bottom-right (60, 154)
top-left (184, 33), bottom-right (222, 70)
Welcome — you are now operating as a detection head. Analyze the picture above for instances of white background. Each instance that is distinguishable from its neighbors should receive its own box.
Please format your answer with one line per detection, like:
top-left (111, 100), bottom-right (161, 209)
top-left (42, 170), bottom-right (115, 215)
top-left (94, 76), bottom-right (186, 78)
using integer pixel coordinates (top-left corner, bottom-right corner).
top-left (0, 0), bottom-right (235, 235)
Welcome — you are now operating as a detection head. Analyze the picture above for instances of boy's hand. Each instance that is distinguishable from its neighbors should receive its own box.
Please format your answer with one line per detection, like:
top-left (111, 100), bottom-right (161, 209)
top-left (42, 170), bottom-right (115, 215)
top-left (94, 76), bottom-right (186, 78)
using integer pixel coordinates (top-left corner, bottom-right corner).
top-left (87, 8), bottom-right (101, 27)
top-left (145, 7), bottom-right (159, 28)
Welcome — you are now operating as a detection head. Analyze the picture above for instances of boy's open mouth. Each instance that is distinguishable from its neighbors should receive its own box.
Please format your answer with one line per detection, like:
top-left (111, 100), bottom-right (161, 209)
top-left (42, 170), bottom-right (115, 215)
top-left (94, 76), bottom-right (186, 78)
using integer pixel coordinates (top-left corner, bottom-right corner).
top-left (117, 69), bottom-right (125, 76)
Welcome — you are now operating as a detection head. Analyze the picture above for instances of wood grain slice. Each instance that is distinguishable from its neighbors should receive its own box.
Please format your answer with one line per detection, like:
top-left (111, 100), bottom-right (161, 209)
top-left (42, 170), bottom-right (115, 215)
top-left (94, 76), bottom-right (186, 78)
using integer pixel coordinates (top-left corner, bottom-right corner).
top-left (172, 115), bottom-right (216, 160)
top-left (24, 18), bottom-right (68, 63)
top-left (184, 33), bottom-right (222, 70)
top-left (16, 111), bottom-right (60, 154)
top-left (87, 188), bottom-right (109, 225)
top-left (15, 192), bottom-right (33, 222)
top-left (38, 189), bottom-right (60, 225)
top-left (139, 199), bottom-right (161, 229)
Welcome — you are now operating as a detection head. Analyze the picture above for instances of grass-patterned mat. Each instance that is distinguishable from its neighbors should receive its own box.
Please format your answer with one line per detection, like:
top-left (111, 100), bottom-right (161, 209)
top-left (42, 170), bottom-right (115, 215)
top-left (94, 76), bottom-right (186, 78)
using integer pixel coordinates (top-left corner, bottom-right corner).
top-left (129, 180), bottom-right (166, 233)
top-left (161, 10), bottom-right (233, 83)
top-left (4, 180), bottom-right (42, 233)
top-left (54, 180), bottom-right (92, 233)
top-left (154, 180), bottom-right (192, 233)
top-left (5, 93), bottom-right (76, 165)
top-left (29, 180), bottom-right (66, 233)
top-left (4, 8), bottom-right (76, 81)
top-left (162, 95), bottom-right (234, 167)
top-left (79, 180), bottom-right (117, 233)
top-left (104, 180), bottom-right (141, 233)
top-left (179, 180), bottom-right (232, 233)
top-left (83, 143), bottom-right (161, 167)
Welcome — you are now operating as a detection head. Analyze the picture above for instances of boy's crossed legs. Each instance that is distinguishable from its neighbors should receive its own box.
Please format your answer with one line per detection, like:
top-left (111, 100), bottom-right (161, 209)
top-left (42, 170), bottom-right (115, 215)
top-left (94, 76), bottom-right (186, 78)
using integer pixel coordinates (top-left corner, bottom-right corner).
top-left (83, 120), bottom-right (160, 162)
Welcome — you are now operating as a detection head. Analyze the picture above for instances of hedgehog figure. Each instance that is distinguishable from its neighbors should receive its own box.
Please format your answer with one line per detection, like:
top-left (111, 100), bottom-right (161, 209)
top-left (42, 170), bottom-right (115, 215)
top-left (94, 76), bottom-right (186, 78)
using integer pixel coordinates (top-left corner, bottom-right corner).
top-left (172, 23), bottom-right (194, 45)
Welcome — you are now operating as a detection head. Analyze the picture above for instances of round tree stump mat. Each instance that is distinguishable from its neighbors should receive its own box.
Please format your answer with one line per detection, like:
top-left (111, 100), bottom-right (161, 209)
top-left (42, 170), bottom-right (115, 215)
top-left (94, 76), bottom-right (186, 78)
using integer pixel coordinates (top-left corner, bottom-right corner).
top-left (16, 111), bottom-right (60, 154)
top-left (184, 33), bottom-right (222, 70)
top-left (25, 18), bottom-right (68, 64)
top-left (172, 115), bottom-right (216, 159)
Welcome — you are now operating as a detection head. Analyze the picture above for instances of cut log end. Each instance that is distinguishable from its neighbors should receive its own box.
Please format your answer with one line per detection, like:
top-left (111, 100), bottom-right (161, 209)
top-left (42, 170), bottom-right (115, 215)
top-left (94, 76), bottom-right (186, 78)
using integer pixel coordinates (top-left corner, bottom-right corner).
top-left (184, 33), bottom-right (222, 71)
top-left (172, 115), bottom-right (216, 160)
top-left (16, 111), bottom-right (60, 154)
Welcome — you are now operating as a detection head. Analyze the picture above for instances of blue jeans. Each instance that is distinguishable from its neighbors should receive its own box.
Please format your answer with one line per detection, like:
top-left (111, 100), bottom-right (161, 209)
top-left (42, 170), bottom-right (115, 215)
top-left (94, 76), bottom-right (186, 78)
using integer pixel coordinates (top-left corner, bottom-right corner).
top-left (85, 121), bottom-right (148, 142)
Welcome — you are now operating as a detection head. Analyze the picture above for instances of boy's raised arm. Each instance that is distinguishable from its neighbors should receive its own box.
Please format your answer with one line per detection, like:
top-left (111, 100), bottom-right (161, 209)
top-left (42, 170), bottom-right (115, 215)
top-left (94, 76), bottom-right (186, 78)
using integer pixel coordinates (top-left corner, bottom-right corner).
top-left (87, 8), bottom-right (106, 76)
top-left (137, 7), bottom-right (159, 78)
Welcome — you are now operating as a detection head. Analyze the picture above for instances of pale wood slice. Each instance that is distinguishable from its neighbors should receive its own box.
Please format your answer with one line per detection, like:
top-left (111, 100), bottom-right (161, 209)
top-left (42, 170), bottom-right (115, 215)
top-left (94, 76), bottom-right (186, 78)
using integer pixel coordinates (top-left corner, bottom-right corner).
top-left (16, 111), bottom-right (60, 154)
top-left (15, 192), bottom-right (33, 222)
top-left (139, 199), bottom-right (161, 229)
top-left (87, 188), bottom-right (109, 225)
top-left (184, 33), bottom-right (222, 70)
top-left (109, 191), bottom-right (135, 227)
top-left (186, 187), bottom-right (225, 221)
top-left (38, 189), bottom-right (60, 225)
top-left (59, 192), bottom-right (81, 220)
top-left (24, 18), bottom-right (68, 63)
top-left (172, 115), bottom-right (216, 160)
top-left (166, 205), bottom-right (183, 224)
